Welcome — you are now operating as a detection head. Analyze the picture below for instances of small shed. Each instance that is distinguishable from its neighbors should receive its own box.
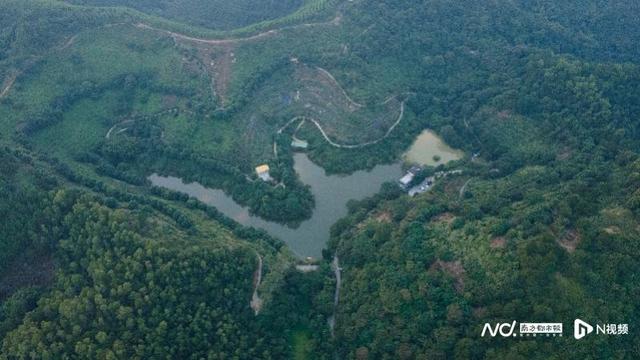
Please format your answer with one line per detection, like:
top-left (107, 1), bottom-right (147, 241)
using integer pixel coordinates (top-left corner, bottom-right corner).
top-left (291, 139), bottom-right (309, 150)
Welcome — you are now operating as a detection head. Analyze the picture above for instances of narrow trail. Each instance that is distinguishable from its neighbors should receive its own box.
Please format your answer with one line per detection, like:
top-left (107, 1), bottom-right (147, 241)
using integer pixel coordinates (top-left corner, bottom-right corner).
top-left (135, 13), bottom-right (341, 46)
top-left (316, 67), bottom-right (363, 109)
top-left (105, 107), bottom-right (186, 139)
top-left (290, 119), bottom-right (306, 145)
top-left (105, 119), bottom-right (134, 139)
top-left (59, 34), bottom-right (78, 51)
top-left (310, 100), bottom-right (404, 148)
top-left (250, 254), bottom-right (264, 315)
top-left (278, 100), bottom-right (405, 150)
top-left (459, 178), bottom-right (472, 200)
top-left (273, 99), bottom-right (405, 153)
top-left (328, 255), bottom-right (341, 337)
top-left (137, 23), bottom-right (278, 45)
top-left (0, 74), bottom-right (17, 99)
top-left (277, 116), bottom-right (306, 135)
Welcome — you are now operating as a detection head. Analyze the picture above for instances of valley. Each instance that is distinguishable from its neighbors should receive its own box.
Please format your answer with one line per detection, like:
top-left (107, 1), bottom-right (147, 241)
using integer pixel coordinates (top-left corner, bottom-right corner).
top-left (1, 0), bottom-right (640, 359)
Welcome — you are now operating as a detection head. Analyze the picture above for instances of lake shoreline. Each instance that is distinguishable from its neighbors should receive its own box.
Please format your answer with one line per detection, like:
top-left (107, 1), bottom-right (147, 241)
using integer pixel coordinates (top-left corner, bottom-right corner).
top-left (148, 130), bottom-right (463, 258)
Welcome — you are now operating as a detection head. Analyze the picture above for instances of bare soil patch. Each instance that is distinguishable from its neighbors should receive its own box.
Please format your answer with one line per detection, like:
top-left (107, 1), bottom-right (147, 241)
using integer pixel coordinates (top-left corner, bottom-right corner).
top-left (430, 260), bottom-right (465, 293)
top-left (375, 211), bottom-right (392, 223)
top-left (490, 236), bottom-right (506, 249)
top-left (432, 212), bottom-right (456, 225)
top-left (604, 226), bottom-right (621, 235)
top-left (557, 229), bottom-right (581, 253)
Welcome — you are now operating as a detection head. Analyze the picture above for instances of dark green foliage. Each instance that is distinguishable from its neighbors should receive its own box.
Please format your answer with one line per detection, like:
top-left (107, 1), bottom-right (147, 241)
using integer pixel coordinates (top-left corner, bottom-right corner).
top-left (65, 0), bottom-right (305, 30)
top-left (0, 198), bottom-right (276, 358)
top-left (0, 148), bottom-right (76, 276)
top-left (2, 0), bottom-right (640, 358)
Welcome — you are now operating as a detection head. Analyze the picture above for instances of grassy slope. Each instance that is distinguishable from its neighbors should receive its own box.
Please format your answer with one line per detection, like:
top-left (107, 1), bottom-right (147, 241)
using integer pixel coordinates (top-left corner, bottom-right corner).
top-left (2, 0), bottom-right (410, 180)
top-left (64, 0), bottom-right (306, 31)
top-left (0, 0), bottom-right (296, 321)
top-left (1, 0), bottom-right (413, 229)
top-left (56, 0), bottom-right (338, 38)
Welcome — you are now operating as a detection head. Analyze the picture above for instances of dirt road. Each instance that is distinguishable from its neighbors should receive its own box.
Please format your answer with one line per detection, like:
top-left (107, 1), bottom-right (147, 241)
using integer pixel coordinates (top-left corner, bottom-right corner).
top-left (307, 100), bottom-right (405, 149)
top-left (136, 13), bottom-right (341, 46)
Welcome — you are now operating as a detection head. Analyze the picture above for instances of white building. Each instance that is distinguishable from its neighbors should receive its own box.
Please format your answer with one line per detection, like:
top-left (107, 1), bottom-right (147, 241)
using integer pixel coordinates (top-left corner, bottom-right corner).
top-left (398, 172), bottom-right (415, 189)
top-left (255, 164), bottom-right (272, 182)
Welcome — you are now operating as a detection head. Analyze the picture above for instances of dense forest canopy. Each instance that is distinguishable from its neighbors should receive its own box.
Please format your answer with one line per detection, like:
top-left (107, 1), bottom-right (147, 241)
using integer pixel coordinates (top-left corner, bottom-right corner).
top-left (0, 0), bottom-right (639, 358)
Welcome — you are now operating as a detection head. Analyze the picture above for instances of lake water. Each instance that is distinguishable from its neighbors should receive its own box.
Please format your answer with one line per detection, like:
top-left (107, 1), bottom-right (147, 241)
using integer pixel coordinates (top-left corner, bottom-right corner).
top-left (149, 153), bottom-right (403, 258)
top-left (403, 130), bottom-right (464, 166)
top-left (148, 130), bottom-right (463, 258)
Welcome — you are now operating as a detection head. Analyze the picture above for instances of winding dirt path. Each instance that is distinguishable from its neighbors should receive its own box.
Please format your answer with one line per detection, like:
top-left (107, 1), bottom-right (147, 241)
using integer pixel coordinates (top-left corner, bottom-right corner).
top-left (278, 100), bottom-right (405, 150)
top-left (137, 23), bottom-right (278, 45)
top-left (105, 119), bottom-right (134, 139)
top-left (139, 16), bottom-right (409, 152)
top-left (316, 67), bottom-right (363, 109)
top-left (311, 100), bottom-right (404, 148)
top-left (105, 107), bottom-right (185, 139)
top-left (135, 13), bottom-right (341, 46)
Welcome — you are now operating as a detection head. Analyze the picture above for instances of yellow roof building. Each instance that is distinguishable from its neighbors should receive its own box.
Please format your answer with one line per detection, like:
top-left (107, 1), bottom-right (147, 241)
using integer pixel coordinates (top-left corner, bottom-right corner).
top-left (255, 165), bottom-right (270, 174)
top-left (256, 164), bottom-right (272, 181)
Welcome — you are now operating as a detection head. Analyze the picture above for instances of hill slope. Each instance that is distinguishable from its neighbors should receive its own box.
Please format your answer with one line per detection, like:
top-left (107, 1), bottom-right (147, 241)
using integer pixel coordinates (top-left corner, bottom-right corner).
top-left (1, 0), bottom-right (640, 358)
top-left (64, 0), bottom-right (311, 31)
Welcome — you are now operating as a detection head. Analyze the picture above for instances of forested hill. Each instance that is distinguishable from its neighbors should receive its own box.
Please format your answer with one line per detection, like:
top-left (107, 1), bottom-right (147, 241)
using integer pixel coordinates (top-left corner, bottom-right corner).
top-left (325, 1), bottom-right (640, 359)
top-left (0, 144), bottom-right (333, 358)
top-left (327, 54), bottom-right (640, 357)
top-left (63, 0), bottom-right (308, 31)
top-left (1, 0), bottom-right (640, 359)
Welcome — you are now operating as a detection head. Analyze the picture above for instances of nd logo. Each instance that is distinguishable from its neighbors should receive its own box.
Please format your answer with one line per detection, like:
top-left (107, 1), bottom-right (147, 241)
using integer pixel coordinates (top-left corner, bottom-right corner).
top-left (481, 321), bottom-right (517, 337)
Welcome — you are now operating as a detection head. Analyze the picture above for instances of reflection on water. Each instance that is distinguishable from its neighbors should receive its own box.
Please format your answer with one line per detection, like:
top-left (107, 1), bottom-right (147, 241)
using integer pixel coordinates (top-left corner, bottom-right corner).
top-left (403, 130), bottom-right (464, 166)
top-left (149, 153), bottom-right (403, 258)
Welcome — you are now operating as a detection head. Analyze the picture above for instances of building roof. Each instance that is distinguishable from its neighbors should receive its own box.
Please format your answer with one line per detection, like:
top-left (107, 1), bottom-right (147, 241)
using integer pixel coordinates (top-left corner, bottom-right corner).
top-left (255, 165), bottom-right (270, 174)
top-left (399, 173), bottom-right (415, 185)
top-left (291, 139), bottom-right (309, 149)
